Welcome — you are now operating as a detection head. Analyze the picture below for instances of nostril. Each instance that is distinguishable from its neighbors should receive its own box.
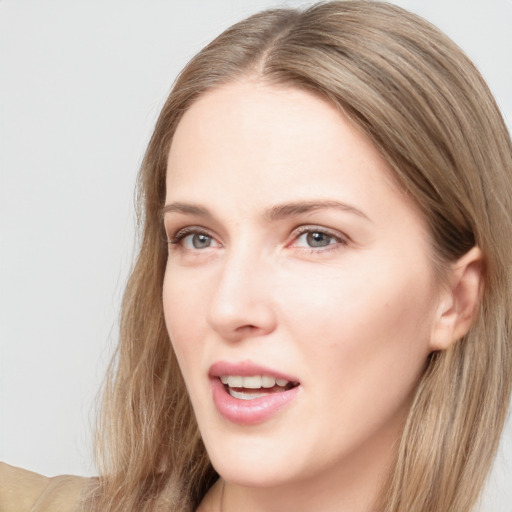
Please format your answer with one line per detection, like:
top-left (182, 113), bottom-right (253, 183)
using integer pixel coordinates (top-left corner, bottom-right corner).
top-left (236, 324), bottom-right (257, 331)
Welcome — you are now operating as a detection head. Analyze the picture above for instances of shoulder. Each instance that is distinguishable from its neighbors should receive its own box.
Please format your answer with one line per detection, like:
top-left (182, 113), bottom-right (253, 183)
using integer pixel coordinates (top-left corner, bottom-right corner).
top-left (0, 462), bottom-right (91, 512)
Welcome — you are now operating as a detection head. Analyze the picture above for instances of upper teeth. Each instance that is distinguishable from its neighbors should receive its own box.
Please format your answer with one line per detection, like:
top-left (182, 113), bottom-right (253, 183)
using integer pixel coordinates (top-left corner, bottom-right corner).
top-left (220, 375), bottom-right (290, 388)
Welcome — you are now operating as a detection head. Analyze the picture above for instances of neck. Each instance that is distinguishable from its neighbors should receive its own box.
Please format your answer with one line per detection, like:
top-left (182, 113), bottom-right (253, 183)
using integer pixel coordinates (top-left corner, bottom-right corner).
top-left (222, 465), bottom-right (381, 512)
top-left (217, 435), bottom-right (397, 512)
top-left (198, 408), bottom-right (405, 512)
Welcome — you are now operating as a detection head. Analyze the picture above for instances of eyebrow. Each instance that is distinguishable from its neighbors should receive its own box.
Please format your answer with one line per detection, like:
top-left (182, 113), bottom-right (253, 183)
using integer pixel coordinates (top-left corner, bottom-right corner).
top-left (265, 200), bottom-right (371, 222)
top-left (162, 202), bottom-right (211, 218)
top-left (162, 200), bottom-right (371, 222)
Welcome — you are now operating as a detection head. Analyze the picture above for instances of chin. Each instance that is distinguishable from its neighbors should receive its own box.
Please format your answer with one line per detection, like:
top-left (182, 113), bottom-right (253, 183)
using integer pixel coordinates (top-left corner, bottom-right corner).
top-left (201, 427), bottom-right (304, 488)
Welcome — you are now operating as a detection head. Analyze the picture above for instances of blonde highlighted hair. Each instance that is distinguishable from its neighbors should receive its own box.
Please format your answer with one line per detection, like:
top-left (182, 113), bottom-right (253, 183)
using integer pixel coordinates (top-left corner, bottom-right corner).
top-left (88, 2), bottom-right (512, 511)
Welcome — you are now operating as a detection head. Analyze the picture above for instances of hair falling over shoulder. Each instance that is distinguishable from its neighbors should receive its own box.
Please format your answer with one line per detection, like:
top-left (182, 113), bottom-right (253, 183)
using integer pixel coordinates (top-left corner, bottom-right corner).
top-left (82, 2), bottom-right (512, 511)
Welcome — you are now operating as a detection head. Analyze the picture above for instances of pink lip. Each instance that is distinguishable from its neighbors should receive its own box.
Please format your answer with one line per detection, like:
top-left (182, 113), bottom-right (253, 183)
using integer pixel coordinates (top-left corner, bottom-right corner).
top-left (209, 360), bottom-right (301, 425)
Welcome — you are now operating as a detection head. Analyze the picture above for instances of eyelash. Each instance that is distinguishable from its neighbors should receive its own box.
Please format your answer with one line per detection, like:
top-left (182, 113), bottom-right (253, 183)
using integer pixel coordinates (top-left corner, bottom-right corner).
top-left (290, 225), bottom-right (348, 253)
top-left (168, 226), bottom-right (216, 247)
top-left (166, 225), bottom-right (348, 254)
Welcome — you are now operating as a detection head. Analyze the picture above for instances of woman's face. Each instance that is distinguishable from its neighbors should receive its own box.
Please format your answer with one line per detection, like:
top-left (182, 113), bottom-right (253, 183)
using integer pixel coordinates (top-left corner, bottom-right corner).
top-left (163, 81), bottom-right (443, 493)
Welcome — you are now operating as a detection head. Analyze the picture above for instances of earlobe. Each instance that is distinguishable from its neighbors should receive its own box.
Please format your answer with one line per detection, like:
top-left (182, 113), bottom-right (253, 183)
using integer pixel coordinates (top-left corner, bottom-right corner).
top-left (430, 247), bottom-right (484, 352)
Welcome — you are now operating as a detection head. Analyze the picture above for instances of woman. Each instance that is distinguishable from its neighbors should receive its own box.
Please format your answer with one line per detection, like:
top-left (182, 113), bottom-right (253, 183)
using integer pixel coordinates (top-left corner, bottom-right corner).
top-left (2, 2), bottom-right (511, 511)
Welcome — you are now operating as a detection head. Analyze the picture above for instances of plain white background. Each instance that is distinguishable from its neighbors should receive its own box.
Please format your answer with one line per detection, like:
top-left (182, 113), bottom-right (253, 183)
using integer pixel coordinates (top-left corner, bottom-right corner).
top-left (1, 1), bottom-right (511, 510)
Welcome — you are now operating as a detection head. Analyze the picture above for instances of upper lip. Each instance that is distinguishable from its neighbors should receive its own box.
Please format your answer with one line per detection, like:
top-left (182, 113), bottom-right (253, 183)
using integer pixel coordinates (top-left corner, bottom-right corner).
top-left (209, 360), bottom-right (300, 383)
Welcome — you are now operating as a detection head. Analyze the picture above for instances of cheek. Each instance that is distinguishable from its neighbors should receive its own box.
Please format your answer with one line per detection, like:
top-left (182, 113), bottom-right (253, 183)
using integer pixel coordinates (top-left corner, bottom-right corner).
top-left (277, 256), bottom-right (436, 388)
top-left (162, 269), bottom-right (206, 367)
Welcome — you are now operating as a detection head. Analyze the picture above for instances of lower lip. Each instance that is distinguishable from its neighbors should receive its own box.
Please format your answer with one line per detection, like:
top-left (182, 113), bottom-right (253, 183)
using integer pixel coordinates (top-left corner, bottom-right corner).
top-left (211, 378), bottom-right (300, 425)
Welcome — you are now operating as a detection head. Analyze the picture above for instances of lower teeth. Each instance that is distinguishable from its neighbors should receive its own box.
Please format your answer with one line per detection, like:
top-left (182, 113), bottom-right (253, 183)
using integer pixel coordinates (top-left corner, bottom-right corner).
top-left (228, 388), bottom-right (269, 400)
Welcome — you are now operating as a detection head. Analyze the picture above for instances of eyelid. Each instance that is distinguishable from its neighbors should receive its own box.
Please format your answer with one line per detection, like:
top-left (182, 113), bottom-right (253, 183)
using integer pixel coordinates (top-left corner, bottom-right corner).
top-left (289, 225), bottom-right (349, 244)
top-left (286, 225), bottom-right (351, 256)
top-left (167, 225), bottom-right (220, 246)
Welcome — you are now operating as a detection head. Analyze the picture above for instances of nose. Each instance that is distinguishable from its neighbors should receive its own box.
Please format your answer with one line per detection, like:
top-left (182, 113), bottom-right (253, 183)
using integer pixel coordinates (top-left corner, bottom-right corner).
top-left (206, 247), bottom-right (277, 342)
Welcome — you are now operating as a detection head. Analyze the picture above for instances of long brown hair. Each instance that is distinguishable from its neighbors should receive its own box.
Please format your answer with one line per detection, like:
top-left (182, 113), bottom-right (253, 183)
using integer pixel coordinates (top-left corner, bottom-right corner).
top-left (89, 2), bottom-right (512, 511)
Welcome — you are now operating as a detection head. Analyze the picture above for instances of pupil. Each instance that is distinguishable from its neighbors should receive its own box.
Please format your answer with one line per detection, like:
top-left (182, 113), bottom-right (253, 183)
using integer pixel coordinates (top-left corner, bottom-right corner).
top-left (307, 232), bottom-right (330, 247)
top-left (193, 234), bottom-right (210, 249)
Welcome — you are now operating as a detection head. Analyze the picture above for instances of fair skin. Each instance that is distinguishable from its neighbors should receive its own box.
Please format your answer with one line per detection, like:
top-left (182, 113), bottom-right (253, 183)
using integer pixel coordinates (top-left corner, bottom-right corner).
top-left (162, 80), bottom-right (482, 512)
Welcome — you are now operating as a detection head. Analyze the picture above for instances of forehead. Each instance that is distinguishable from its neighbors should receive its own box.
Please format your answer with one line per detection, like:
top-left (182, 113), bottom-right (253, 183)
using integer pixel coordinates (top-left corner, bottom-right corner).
top-left (165, 80), bottom-right (424, 231)
top-left (168, 82), bottom-right (389, 185)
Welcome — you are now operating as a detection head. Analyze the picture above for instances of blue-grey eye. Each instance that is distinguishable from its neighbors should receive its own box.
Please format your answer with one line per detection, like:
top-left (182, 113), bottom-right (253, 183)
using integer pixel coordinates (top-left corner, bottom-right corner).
top-left (190, 233), bottom-right (212, 249)
top-left (305, 231), bottom-right (334, 247)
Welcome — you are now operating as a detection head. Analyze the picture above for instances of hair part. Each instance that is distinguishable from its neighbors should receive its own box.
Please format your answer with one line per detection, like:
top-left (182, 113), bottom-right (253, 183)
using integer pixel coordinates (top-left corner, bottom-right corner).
top-left (88, 2), bottom-right (512, 511)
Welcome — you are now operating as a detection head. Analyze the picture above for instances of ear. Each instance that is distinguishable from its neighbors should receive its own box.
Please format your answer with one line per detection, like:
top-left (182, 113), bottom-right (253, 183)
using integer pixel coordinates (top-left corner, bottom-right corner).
top-left (430, 247), bottom-right (484, 351)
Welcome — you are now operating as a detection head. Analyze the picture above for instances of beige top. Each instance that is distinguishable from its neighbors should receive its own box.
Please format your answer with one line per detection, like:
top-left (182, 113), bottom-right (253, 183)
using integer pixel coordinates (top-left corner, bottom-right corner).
top-left (0, 462), bottom-right (90, 512)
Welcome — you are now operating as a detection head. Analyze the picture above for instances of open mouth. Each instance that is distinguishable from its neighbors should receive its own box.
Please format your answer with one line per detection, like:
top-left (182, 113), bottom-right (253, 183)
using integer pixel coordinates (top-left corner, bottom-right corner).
top-left (210, 364), bottom-right (301, 424)
top-left (219, 375), bottom-right (300, 400)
